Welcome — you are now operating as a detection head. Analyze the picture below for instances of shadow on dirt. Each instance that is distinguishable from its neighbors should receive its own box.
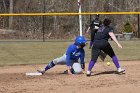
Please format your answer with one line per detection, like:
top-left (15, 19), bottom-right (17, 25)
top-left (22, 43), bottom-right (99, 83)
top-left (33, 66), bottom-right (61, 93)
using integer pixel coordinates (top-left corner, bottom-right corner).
top-left (91, 71), bottom-right (125, 76)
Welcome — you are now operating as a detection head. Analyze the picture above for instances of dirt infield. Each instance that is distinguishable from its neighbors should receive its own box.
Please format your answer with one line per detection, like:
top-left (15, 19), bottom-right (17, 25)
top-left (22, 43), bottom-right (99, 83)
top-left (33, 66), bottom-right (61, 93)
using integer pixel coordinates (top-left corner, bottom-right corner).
top-left (0, 61), bottom-right (140, 93)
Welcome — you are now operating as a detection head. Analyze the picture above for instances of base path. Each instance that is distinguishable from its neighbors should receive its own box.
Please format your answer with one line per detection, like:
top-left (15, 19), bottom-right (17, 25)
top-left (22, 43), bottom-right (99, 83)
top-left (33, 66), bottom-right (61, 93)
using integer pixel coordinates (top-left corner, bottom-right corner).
top-left (0, 61), bottom-right (140, 93)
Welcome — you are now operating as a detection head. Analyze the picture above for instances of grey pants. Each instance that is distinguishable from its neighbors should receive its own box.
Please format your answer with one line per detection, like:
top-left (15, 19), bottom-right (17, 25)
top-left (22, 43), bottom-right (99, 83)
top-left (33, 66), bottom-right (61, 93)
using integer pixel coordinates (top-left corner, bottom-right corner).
top-left (53, 54), bottom-right (76, 66)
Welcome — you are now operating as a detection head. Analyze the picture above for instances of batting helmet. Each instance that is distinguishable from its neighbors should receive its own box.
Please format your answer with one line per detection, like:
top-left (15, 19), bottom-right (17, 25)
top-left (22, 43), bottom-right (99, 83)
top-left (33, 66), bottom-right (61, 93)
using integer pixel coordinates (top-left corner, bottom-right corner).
top-left (75, 36), bottom-right (87, 45)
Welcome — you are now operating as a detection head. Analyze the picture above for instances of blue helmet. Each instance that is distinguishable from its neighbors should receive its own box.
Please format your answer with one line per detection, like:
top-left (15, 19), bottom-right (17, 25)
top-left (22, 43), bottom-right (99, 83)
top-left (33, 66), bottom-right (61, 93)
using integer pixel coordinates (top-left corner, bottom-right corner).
top-left (75, 36), bottom-right (87, 45)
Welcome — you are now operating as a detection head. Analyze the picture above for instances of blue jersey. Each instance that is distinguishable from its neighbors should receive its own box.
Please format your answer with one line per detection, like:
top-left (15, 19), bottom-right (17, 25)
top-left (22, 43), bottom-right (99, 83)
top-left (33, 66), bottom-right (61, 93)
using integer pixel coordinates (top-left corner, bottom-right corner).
top-left (66, 44), bottom-right (85, 66)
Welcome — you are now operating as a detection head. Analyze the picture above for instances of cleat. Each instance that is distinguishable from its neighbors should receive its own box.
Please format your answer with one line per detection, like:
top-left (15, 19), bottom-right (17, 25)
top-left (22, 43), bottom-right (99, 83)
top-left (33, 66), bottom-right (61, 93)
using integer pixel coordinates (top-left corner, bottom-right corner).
top-left (63, 70), bottom-right (68, 74)
top-left (37, 69), bottom-right (45, 74)
top-left (63, 69), bottom-right (74, 74)
top-left (86, 71), bottom-right (91, 77)
top-left (117, 68), bottom-right (125, 74)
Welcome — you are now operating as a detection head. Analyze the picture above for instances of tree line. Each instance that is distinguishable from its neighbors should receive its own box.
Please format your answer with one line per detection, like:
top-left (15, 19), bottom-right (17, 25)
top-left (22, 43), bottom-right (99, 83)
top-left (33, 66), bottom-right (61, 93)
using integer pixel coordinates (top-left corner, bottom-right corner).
top-left (0, 0), bottom-right (139, 39)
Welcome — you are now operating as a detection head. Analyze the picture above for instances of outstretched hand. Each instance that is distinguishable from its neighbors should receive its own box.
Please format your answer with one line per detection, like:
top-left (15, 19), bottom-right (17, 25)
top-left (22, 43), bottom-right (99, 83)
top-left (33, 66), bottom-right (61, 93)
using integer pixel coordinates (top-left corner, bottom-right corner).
top-left (67, 69), bottom-right (73, 75)
top-left (118, 43), bottom-right (123, 48)
top-left (82, 70), bottom-right (86, 74)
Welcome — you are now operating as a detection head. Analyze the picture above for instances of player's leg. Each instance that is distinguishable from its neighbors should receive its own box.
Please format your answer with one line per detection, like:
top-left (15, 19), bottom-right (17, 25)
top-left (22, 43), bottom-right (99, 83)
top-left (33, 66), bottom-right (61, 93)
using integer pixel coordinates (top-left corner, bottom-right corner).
top-left (90, 29), bottom-right (98, 48)
top-left (102, 43), bottom-right (125, 73)
top-left (45, 54), bottom-right (66, 70)
top-left (89, 31), bottom-right (93, 48)
top-left (38, 54), bottom-right (66, 74)
top-left (87, 44), bottom-right (100, 76)
top-left (89, 30), bottom-right (95, 48)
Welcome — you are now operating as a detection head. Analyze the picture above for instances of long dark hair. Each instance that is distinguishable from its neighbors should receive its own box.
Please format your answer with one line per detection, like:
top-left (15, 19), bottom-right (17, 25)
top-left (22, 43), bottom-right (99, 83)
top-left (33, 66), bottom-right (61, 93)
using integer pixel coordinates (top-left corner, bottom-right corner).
top-left (103, 18), bottom-right (111, 26)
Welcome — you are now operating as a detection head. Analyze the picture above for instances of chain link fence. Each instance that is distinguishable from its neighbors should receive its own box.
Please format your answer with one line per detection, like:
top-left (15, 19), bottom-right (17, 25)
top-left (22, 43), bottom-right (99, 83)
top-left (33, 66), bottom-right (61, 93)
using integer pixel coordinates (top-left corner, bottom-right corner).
top-left (0, 0), bottom-right (139, 41)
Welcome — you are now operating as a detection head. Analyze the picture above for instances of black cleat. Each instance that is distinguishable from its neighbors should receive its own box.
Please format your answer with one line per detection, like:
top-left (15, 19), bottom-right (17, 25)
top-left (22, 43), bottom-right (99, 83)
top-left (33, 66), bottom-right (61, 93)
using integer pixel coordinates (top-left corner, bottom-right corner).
top-left (37, 69), bottom-right (45, 74)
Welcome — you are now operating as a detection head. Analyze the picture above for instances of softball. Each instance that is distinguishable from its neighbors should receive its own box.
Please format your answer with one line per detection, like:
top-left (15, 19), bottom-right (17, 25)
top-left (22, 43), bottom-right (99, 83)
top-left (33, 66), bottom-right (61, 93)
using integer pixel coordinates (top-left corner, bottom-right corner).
top-left (107, 62), bottom-right (111, 66)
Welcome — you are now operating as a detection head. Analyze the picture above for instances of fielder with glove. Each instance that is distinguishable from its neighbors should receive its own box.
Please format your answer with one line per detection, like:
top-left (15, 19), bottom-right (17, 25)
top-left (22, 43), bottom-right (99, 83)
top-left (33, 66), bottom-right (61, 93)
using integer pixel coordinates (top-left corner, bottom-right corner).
top-left (86, 18), bottom-right (125, 76)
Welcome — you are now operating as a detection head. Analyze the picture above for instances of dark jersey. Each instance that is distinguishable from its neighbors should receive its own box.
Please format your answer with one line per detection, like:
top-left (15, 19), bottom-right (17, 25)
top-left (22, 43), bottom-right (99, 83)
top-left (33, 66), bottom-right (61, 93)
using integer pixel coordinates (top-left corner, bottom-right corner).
top-left (90, 19), bottom-right (101, 30)
top-left (94, 25), bottom-right (113, 41)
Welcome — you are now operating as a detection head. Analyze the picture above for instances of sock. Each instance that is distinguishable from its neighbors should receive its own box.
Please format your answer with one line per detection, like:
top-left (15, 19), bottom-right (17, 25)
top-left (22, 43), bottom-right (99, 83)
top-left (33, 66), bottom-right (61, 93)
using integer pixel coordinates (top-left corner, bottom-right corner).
top-left (88, 60), bottom-right (95, 71)
top-left (45, 61), bottom-right (55, 71)
top-left (89, 41), bottom-right (93, 48)
top-left (112, 55), bottom-right (120, 68)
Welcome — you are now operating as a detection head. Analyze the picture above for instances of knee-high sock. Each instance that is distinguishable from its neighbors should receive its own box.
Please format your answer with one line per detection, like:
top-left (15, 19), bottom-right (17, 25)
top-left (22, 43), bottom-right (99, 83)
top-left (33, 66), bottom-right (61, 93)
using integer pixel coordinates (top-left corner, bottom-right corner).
top-left (112, 56), bottom-right (120, 68)
top-left (90, 41), bottom-right (93, 48)
top-left (88, 60), bottom-right (95, 71)
top-left (45, 61), bottom-right (55, 71)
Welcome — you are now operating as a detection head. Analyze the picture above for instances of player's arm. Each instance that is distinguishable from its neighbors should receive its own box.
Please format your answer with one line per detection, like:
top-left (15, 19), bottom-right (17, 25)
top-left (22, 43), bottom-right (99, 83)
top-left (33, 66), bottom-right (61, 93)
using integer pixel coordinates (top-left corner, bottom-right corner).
top-left (79, 49), bottom-right (85, 71)
top-left (66, 55), bottom-right (73, 75)
top-left (91, 29), bottom-right (97, 41)
top-left (109, 32), bottom-right (123, 48)
top-left (86, 27), bottom-right (90, 34)
top-left (66, 46), bottom-right (73, 75)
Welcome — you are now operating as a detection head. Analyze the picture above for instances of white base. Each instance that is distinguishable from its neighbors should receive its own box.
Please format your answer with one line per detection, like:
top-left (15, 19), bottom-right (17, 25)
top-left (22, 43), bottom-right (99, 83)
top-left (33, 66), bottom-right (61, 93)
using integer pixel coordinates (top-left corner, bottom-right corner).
top-left (25, 72), bottom-right (42, 76)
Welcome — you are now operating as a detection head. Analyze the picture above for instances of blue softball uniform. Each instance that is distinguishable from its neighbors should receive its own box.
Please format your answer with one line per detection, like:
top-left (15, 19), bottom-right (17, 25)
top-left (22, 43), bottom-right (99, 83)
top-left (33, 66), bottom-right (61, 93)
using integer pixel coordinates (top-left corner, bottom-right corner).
top-left (38, 36), bottom-right (87, 73)
top-left (66, 44), bottom-right (85, 66)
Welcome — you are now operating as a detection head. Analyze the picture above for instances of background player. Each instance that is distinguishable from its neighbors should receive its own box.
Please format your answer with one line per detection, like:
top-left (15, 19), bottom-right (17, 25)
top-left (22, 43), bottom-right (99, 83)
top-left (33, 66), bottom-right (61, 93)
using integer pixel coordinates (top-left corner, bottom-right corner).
top-left (86, 14), bottom-right (102, 48)
top-left (86, 18), bottom-right (125, 76)
top-left (38, 36), bottom-right (87, 75)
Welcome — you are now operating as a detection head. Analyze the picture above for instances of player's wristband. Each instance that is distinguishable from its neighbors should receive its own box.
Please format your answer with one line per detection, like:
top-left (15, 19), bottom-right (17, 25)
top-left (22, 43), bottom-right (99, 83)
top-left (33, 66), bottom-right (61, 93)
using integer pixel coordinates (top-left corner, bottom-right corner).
top-left (81, 63), bottom-right (85, 69)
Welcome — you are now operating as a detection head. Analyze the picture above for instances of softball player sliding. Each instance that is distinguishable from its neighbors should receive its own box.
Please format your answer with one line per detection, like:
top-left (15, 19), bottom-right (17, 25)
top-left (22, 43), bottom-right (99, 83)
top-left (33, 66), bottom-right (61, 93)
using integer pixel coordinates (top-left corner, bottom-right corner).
top-left (38, 36), bottom-right (87, 75)
top-left (86, 18), bottom-right (125, 76)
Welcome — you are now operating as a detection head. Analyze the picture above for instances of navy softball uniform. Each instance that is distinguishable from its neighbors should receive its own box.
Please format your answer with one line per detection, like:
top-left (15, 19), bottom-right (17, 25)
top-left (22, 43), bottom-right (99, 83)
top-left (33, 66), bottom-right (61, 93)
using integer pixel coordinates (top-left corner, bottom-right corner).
top-left (91, 25), bottom-right (115, 62)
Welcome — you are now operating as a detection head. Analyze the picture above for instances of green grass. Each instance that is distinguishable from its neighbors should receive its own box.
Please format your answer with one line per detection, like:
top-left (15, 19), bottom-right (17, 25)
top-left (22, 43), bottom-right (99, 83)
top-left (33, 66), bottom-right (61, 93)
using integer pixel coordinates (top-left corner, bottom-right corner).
top-left (0, 41), bottom-right (140, 66)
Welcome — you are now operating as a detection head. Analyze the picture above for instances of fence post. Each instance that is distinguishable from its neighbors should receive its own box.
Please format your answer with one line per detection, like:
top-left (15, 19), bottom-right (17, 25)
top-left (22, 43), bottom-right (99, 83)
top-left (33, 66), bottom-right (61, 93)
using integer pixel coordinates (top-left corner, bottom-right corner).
top-left (42, 0), bottom-right (45, 42)
top-left (9, 0), bottom-right (13, 29)
top-left (138, 14), bottom-right (140, 38)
